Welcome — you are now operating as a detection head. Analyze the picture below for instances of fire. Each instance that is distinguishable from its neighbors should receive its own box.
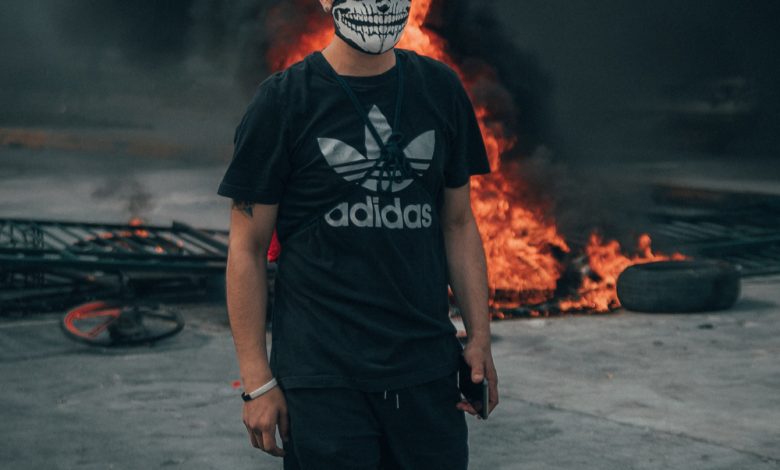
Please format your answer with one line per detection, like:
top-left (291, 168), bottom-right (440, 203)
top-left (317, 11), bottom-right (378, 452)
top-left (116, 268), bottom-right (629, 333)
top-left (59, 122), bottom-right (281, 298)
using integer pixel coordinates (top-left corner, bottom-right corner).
top-left (128, 217), bottom-right (151, 238)
top-left (266, 2), bottom-right (684, 313)
top-left (267, 11), bottom-right (334, 71)
top-left (557, 234), bottom-right (687, 312)
top-left (397, 0), bottom-right (449, 62)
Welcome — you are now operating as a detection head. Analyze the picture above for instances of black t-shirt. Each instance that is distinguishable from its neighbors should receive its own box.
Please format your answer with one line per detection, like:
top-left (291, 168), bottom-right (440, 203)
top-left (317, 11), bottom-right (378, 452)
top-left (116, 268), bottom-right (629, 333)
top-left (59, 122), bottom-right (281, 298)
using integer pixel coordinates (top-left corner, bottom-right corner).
top-left (217, 49), bottom-right (490, 392)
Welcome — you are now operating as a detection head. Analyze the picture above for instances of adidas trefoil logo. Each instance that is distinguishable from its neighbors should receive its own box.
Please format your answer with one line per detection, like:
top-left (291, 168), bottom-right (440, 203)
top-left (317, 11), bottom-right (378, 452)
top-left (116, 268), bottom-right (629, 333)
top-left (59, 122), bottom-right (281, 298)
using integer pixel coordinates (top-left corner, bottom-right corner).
top-left (318, 105), bottom-right (435, 193)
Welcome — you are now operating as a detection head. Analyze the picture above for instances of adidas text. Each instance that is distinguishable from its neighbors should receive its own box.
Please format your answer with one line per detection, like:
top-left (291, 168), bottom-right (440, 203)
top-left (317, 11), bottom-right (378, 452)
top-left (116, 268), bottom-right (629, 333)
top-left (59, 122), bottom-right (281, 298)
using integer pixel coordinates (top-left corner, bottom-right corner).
top-left (325, 197), bottom-right (432, 229)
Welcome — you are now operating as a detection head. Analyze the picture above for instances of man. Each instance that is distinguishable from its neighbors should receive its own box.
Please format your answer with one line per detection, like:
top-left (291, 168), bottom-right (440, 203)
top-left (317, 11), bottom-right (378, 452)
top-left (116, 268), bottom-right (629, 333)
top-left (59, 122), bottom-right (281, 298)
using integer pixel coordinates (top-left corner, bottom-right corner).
top-left (216, 0), bottom-right (499, 467)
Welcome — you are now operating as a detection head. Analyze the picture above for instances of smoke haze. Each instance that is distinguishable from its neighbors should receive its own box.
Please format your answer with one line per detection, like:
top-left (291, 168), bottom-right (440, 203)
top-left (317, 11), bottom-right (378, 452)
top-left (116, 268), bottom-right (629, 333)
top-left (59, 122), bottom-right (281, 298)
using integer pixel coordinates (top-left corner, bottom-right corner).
top-left (2, 0), bottom-right (778, 157)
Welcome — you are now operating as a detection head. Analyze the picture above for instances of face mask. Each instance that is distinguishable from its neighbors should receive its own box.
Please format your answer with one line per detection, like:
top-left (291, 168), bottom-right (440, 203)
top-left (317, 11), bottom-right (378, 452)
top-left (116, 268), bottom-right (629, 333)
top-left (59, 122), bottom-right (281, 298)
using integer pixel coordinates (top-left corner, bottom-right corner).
top-left (331, 0), bottom-right (412, 55)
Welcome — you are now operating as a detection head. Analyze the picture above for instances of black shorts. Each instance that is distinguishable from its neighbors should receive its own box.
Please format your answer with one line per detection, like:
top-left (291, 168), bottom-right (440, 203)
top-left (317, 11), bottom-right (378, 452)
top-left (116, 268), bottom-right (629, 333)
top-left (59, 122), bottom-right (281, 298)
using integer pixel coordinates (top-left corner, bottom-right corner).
top-left (281, 370), bottom-right (468, 470)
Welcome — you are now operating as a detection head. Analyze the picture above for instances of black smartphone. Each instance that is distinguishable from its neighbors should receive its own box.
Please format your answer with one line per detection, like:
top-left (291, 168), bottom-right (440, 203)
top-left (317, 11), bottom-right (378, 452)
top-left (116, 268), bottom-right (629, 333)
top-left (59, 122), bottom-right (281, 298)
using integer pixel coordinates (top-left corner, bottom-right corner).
top-left (458, 354), bottom-right (489, 419)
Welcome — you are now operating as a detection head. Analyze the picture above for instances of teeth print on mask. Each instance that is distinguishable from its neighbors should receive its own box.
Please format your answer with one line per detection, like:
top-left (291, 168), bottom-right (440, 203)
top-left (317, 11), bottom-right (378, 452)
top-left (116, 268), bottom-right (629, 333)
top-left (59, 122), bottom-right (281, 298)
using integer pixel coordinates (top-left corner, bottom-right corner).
top-left (332, 0), bottom-right (412, 55)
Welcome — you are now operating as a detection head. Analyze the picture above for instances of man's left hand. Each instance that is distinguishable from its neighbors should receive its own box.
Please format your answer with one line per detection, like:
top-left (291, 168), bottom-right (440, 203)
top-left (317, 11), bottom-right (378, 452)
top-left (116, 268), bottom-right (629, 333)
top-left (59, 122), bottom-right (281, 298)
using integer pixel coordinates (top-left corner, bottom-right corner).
top-left (456, 338), bottom-right (499, 418)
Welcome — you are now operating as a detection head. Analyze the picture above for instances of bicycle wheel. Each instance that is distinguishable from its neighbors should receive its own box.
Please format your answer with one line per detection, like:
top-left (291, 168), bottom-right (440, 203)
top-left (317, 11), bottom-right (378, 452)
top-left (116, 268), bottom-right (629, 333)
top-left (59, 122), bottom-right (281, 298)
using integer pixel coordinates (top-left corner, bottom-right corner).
top-left (62, 300), bottom-right (184, 346)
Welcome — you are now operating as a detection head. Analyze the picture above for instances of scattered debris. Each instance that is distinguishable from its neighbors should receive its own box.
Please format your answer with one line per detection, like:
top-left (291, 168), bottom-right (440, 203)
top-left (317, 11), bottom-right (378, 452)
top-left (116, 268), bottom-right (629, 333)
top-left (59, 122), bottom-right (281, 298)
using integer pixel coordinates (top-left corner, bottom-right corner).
top-left (0, 218), bottom-right (229, 315)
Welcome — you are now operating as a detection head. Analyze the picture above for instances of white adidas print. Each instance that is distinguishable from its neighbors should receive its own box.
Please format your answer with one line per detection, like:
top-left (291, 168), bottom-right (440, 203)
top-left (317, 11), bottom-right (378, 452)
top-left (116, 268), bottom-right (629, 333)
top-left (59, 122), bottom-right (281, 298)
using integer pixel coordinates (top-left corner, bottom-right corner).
top-left (318, 105), bottom-right (435, 193)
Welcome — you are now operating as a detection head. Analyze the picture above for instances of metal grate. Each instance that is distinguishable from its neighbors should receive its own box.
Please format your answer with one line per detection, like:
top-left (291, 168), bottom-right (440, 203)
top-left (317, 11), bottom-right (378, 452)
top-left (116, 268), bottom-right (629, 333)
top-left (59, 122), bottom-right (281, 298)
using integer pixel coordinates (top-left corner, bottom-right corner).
top-left (1, 218), bottom-right (231, 314)
top-left (647, 185), bottom-right (780, 277)
top-left (0, 218), bottom-right (228, 273)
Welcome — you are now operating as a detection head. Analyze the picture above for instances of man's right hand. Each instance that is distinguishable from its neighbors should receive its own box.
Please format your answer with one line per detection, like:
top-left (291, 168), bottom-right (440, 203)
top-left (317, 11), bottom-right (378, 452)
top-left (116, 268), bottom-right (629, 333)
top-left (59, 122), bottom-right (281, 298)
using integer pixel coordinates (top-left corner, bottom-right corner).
top-left (242, 386), bottom-right (290, 458)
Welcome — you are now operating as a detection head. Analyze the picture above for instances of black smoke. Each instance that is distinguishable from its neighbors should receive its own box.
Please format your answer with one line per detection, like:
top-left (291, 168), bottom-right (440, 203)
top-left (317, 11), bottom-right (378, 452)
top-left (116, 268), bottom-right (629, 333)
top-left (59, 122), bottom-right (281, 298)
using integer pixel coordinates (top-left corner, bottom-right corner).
top-left (52, 0), bottom-right (195, 66)
top-left (427, 0), bottom-right (552, 155)
top-left (3, 0), bottom-right (778, 245)
top-left (2, 0), bottom-right (777, 156)
top-left (0, 0), bottom-right (552, 150)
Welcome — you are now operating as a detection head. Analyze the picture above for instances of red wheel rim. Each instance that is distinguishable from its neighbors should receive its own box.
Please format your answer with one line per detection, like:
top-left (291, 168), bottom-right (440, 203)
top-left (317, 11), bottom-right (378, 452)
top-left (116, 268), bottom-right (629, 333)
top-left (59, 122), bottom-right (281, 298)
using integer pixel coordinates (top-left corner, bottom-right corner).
top-left (61, 300), bottom-right (185, 346)
top-left (63, 301), bottom-right (121, 340)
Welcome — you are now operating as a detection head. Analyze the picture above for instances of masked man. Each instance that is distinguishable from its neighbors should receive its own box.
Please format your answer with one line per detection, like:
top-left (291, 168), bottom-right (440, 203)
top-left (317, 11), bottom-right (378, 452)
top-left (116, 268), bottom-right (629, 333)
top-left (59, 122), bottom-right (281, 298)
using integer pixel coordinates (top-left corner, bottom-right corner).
top-left (217, 0), bottom-right (499, 468)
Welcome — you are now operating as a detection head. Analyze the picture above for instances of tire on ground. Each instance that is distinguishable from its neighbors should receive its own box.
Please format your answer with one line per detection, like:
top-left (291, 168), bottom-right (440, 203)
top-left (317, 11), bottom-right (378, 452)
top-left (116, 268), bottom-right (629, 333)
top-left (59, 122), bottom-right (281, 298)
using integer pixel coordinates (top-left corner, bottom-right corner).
top-left (616, 260), bottom-right (740, 313)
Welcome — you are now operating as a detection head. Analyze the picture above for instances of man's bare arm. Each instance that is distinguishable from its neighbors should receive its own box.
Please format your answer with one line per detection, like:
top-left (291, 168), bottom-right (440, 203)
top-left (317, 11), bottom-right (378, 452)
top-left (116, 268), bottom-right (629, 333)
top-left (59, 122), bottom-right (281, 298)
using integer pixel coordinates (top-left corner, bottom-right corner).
top-left (441, 184), bottom-right (490, 343)
top-left (226, 199), bottom-right (288, 457)
top-left (441, 183), bottom-right (499, 416)
top-left (233, 200), bottom-right (256, 219)
top-left (226, 199), bottom-right (276, 388)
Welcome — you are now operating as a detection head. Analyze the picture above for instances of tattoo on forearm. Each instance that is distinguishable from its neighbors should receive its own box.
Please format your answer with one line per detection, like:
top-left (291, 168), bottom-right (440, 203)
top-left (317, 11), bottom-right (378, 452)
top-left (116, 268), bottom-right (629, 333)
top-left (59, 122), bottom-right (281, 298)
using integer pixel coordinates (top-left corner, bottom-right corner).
top-left (232, 200), bottom-right (254, 217)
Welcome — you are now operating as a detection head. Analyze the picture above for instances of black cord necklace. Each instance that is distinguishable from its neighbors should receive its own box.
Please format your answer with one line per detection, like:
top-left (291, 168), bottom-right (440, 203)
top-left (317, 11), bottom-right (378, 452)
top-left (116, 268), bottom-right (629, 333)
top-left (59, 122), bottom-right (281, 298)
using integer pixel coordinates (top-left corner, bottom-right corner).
top-left (322, 50), bottom-right (412, 193)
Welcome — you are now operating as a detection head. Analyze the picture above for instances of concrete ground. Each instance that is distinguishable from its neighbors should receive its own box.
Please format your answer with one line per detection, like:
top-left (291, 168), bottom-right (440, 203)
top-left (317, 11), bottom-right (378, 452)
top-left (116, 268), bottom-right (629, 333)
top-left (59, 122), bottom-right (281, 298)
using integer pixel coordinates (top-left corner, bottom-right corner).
top-left (1, 146), bottom-right (779, 469)
top-left (1, 278), bottom-right (778, 469)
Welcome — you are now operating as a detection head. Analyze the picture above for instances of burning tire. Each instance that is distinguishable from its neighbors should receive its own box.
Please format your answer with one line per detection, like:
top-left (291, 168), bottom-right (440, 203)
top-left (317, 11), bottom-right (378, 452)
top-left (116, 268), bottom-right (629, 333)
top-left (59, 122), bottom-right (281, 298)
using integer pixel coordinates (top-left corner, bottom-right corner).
top-left (616, 260), bottom-right (740, 313)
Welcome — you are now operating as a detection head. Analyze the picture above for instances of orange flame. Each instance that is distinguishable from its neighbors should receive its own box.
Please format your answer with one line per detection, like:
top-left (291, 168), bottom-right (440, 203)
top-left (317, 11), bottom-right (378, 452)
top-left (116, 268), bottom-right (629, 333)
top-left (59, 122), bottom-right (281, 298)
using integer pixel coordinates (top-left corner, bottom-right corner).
top-left (266, 2), bottom-right (684, 313)
top-left (559, 234), bottom-right (688, 312)
top-left (128, 217), bottom-right (150, 238)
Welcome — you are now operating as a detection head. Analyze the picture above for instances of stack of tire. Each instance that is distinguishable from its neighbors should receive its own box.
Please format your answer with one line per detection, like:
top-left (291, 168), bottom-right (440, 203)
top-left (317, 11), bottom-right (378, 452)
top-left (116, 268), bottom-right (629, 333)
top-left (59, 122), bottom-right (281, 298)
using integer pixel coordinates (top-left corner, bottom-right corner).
top-left (616, 260), bottom-right (740, 313)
